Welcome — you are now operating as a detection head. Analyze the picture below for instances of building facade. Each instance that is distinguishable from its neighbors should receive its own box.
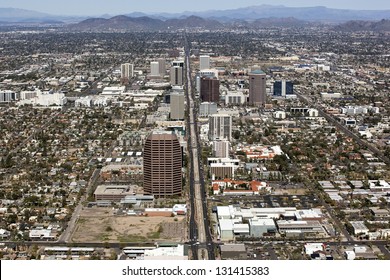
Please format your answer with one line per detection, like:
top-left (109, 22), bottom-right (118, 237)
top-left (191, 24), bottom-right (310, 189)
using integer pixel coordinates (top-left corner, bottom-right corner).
top-left (170, 66), bottom-right (183, 86)
top-left (143, 132), bottom-right (182, 197)
top-left (209, 114), bottom-right (232, 141)
top-left (273, 80), bottom-right (293, 97)
top-left (199, 102), bottom-right (217, 117)
top-left (199, 55), bottom-right (210, 70)
top-left (150, 61), bottom-right (160, 77)
top-left (158, 58), bottom-right (166, 76)
top-left (121, 63), bottom-right (134, 79)
top-left (170, 92), bottom-right (185, 120)
top-left (200, 77), bottom-right (220, 103)
top-left (249, 70), bottom-right (266, 107)
top-left (213, 140), bottom-right (230, 158)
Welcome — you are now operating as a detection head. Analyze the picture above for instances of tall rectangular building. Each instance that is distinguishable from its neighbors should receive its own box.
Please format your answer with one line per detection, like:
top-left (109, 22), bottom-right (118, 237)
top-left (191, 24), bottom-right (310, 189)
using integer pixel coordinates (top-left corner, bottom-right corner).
top-left (143, 132), bottom-right (182, 197)
top-left (199, 55), bottom-right (210, 70)
top-left (273, 80), bottom-right (293, 97)
top-left (209, 114), bottom-right (232, 141)
top-left (199, 102), bottom-right (217, 117)
top-left (170, 66), bottom-right (183, 86)
top-left (249, 70), bottom-right (266, 107)
top-left (213, 140), bottom-right (230, 158)
top-left (170, 92), bottom-right (185, 120)
top-left (150, 61), bottom-right (160, 77)
top-left (158, 58), bottom-right (166, 76)
top-left (200, 77), bottom-right (220, 103)
top-left (121, 63), bottom-right (134, 84)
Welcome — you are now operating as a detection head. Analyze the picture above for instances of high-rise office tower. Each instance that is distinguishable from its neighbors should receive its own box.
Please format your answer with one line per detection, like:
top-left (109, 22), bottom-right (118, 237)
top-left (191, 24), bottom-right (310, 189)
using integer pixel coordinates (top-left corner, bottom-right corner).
top-left (273, 80), bottom-right (293, 97)
top-left (200, 77), bottom-right (220, 102)
top-left (150, 61), bottom-right (160, 77)
top-left (170, 66), bottom-right (183, 86)
top-left (170, 92), bottom-right (185, 120)
top-left (249, 70), bottom-right (266, 107)
top-left (209, 114), bottom-right (232, 141)
top-left (199, 55), bottom-right (210, 70)
top-left (121, 63), bottom-right (134, 84)
top-left (143, 132), bottom-right (182, 197)
top-left (158, 58), bottom-right (166, 76)
top-left (172, 60), bottom-right (184, 68)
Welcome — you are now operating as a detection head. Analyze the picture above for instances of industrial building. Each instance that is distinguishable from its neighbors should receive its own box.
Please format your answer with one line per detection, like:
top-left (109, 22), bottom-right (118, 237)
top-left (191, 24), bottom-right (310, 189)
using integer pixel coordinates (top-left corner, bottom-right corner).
top-left (215, 205), bottom-right (327, 241)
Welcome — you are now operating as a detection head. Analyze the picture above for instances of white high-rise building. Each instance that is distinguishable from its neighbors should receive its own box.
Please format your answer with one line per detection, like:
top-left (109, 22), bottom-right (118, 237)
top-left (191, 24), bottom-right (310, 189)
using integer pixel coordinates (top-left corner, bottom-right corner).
top-left (170, 92), bottom-right (185, 120)
top-left (150, 61), bottom-right (160, 77)
top-left (213, 140), bottom-right (230, 158)
top-left (199, 102), bottom-right (218, 117)
top-left (121, 63), bottom-right (134, 79)
top-left (209, 114), bottom-right (232, 141)
top-left (199, 55), bottom-right (210, 70)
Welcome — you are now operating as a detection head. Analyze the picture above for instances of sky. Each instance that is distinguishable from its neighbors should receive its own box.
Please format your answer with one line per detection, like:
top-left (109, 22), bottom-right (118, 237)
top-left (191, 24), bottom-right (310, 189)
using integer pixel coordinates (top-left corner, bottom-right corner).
top-left (0, 0), bottom-right (389, 16)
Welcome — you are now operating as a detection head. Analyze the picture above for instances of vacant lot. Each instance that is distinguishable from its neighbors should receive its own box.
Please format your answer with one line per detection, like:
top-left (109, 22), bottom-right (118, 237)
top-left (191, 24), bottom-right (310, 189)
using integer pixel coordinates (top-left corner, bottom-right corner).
top-left (71, 208), bottom-right (186, 243)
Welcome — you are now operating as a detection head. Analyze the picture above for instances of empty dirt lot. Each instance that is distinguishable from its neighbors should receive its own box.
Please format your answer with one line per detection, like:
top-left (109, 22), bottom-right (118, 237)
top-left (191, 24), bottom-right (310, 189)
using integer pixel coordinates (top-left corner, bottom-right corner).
top-left (71, 207), bottom-right (186, 243)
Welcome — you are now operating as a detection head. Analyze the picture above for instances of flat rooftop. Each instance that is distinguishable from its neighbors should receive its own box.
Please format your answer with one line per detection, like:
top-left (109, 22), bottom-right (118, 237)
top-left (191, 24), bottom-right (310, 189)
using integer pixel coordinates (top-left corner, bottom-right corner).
top-left (94, 185), bottom-right (134, 196)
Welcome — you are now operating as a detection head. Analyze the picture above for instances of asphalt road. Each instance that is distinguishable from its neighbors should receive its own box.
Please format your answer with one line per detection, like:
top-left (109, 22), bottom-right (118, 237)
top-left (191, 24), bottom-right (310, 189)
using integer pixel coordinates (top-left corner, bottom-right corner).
top-left (184, 35), bottom-right (214, 260)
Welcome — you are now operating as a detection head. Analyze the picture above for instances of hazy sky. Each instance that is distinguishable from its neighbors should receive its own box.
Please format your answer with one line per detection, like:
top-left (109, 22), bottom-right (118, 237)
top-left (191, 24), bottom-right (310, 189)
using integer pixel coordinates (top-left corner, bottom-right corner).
top-left (1, 0), bottom-right (389, 16)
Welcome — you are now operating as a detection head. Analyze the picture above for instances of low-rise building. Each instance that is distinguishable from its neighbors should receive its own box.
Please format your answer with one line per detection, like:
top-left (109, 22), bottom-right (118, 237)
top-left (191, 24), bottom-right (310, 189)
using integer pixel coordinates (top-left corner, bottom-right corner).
top-left (304, 243), bottom-right (325, 255)
top-left (249, 219), bottom-right (276, 237)
top-left (220, 244), bottom-right (246, 260)
top-left (94, 185), bottom-right (138, 202)
top-left (277, 220), bottom-right (326, 237)
top-left (350, 221), bottom-right (369, 236)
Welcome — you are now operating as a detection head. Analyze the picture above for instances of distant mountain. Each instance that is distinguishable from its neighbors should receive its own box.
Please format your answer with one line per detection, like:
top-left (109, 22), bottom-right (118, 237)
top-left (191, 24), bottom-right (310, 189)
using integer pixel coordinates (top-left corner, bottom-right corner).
top-left (179, 5), bottom-right (390, 23)
top-left (0, 7), bottom-right (51, 21)
top-left (335, 19), bottom-right (390, 32)
top-left (0, 7), bottom-right (87, 24)
top-left (1, 5), bottom-right (390, 26)
top-left (68, 15), bottom-right (223, 31)
top-left (165, 15), bottom-right (223, 29)
top-left (68, 15), bottom-right (162, 31)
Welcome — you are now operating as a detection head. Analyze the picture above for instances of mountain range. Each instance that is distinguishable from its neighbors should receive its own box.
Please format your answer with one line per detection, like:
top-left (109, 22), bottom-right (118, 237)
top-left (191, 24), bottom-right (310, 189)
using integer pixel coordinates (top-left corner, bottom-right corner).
top-left (66, 15), bottom-right (226, 31)
top-left (155, 5), bottom-right (390, 23)
top-left (65, 15), bottom-right (390, 32)
top-left (0, 8), bottom-right (83, 23)
top-left (0, 5), bottom-right (389, 24)
top-left (335, 19), bottom-right (390, 32)
top-left (67, 15), bottom-right (312, 31)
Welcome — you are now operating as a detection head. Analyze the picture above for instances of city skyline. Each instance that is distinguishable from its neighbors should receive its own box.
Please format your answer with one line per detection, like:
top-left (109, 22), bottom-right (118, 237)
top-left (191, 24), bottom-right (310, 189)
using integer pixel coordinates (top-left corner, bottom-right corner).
top-left (0, 0), bottom-right (389, 16)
